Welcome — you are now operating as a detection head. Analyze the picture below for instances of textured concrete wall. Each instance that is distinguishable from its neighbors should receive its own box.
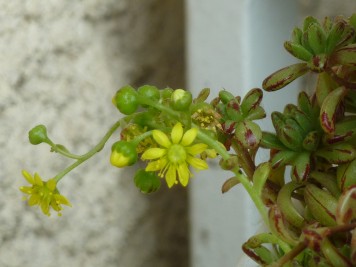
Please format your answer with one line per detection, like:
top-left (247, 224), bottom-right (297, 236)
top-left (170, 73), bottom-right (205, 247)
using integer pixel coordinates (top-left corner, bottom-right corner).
top-left (0, 1), bottom-right (187, 267)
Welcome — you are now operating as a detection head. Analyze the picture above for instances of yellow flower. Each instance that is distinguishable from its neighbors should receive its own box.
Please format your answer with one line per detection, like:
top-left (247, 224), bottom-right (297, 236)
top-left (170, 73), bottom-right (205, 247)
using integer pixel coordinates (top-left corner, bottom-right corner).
top-left (19, 170), bottom-right (71, 216)
top-left (141, 123), bottom-right (208, 187)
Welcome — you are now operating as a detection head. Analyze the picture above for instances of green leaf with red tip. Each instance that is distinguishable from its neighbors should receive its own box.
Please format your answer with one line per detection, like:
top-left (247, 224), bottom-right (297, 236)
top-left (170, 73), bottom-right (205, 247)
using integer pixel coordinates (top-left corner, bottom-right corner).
top-left (310, 171), bottom-right (341, 198)
top-left (270, 150), bottom-right (298, 169)
top-left (321, 238), bottom-right (353, 267)
top-left (235, 121), bottom-right (262, 149)
top-left (316, 143), bottom-right (356, 164)
top-left (242, 234), bottom-right (278, 265)
top-left (226, 98), bottom-right (243, 121)
top-left (305, 184), bottom-right (338, 226)
top-left (253, 162), bottom-right (271, 196)
top-left (291, 27), bottom-right (303, 44)
top-left (241, 88), bottom-right (263, 115)
top-left (291, 152), bottom-right (311, 182)
top-left (302, 131), bottom-right (320, 152)
top-left (315, 72), bottom-right (339, 106)
top-left (277, 181), bottom-right (305, 228)
top-left (268, 205), bottom-right (299, 246)
top-left (284, 41), bottom-right (314, 61)
top-left (332, 44), bottom-right (356, 67)
top-left (336, 185), bottom-right (356, 225)
top-left (298, 91), bottom-right (313, 117)
top-left (262, 63), bottom-right (309, 92)
top-left (337, 159), bottom-right (356, 191)
top-left (221, 177), bottom-right (240, 193)
top-left (326, 20), bottom-right (354, 54)
top-left (307, 23), bottom-right (327, 55)
top-left (261, 132), bottom-right (287, 150)
top-left (320, 86), bottom-right (348, 134)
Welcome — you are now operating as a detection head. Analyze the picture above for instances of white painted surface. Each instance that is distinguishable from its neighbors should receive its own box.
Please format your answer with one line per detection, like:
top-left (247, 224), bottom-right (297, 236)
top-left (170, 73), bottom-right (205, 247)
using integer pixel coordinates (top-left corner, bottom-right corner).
top-left (187, 1), bottom-right (299, 266)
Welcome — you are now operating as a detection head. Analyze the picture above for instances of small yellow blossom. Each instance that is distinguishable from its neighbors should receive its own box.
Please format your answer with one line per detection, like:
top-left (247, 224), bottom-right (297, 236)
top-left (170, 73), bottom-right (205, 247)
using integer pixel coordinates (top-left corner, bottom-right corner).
top-left (141, 123), bottom-right (209, 187)
top-left (20, 170), bottom-right (71, 216)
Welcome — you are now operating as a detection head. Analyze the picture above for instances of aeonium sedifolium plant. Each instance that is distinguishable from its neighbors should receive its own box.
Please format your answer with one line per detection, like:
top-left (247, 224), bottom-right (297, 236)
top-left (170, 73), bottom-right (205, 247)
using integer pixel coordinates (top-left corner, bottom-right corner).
top-left (21, 15), bottom-right (356, 266)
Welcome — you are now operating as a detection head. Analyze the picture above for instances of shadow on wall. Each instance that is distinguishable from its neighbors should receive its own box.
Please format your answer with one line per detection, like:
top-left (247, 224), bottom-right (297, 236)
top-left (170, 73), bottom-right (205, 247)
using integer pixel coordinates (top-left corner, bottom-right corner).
top-left (85, 1), bottom-right (188, 266)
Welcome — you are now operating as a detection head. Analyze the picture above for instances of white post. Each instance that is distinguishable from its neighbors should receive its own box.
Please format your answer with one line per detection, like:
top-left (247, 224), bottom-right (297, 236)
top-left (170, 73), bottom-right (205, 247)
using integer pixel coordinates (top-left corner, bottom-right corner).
top-left (186, 1), bottom-right (299, 266)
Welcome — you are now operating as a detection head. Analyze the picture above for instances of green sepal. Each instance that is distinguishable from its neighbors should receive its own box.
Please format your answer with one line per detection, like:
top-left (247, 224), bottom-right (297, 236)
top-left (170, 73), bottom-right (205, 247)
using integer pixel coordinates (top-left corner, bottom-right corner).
top-left (304, 184), bottom-right (338, 226)
top-left (337, 159), bottom-right (356, 191)
top-left (320, 86), bottom-right (348, 134)
top-left (262, 63), bottom-right (309, 92)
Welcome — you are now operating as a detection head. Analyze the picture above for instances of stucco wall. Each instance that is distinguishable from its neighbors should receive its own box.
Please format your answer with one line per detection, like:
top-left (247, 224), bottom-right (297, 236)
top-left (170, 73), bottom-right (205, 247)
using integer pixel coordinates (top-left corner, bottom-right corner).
top-left (0, 1), bottom-right (187, 267)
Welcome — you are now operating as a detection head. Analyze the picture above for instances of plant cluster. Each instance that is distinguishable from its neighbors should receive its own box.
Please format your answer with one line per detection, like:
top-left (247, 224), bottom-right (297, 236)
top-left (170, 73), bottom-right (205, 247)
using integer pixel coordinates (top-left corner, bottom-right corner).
top-left (21, 15), bottom-right (356, 266)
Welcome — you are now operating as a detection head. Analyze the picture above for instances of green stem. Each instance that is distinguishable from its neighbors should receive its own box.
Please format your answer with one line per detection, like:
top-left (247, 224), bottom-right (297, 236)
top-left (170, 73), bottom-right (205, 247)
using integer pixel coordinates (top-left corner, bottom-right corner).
top-left (54, 120), bottom-right (121, 182)
top-left (231, 166), bottom-right (269, 227)
top-left (196, 129), bottom-right (230, 159)
top-left (138, 96), bottom-right (180, 119)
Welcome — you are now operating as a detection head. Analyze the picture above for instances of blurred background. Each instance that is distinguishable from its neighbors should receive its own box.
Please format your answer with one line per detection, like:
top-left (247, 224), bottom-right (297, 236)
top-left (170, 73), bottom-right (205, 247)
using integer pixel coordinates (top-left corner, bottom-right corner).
top-left (0, 1), bottom-right (354, 267)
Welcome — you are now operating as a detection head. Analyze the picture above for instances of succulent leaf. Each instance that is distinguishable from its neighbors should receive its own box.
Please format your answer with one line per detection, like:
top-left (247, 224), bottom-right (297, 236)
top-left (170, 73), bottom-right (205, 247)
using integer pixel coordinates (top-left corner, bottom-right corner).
top-left (320, 86), bottom-right (348, 134)
top-left (332, 44), bottom-right (356, 66)
top-left (336, 185), bottom-right (356, 225)
top-left (253, 162), bottom-right (271, 196)
top-left (262, 63), bottom-right (309, 92)
top-left (316, 143), bottom-right (356, 164)
top-left (277, 181), bottom-right (305, 228)
top-left (284, 41), bottom-right (314, 61)
top-left (291, 152), bottom-right (311, 182)
top-left (321, 238), bottom-right (353, 267)
top-left (337, 159), bottom-right (356, 191)
top-left (304, 184), bottom-right (338, 226)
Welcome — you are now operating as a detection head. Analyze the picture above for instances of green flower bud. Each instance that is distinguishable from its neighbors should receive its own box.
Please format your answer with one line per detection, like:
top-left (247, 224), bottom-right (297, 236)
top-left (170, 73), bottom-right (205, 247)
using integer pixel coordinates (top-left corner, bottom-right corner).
top-left (137, 85), bottom-right (160, 107)
top-left (171, 89), bottom-right (192, 111)
top-left (28, 125), bottom-right (49, 145)
top-left (112, 85), bottom-right (139, 115)
top-left (110, 140), bottom-right (138, 168)
top-left (134, 169), bottom-right (161, 193)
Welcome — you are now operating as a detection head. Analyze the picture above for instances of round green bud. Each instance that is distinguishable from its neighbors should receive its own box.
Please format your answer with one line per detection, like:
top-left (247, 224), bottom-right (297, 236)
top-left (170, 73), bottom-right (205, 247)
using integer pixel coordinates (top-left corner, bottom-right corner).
top-left (28, 125), bottom-right (48, 145)
top-left (110, 140), bottom-right (138, 168)
top-left (113, 85), bottom-right (139, 115)
top-left (219, 90), bottom-right (235, 104)
top-left (171, 89), bottom-right (192, 111)
top-left (160, 88), bottom-right (173, 100)
top-left (137, 85), bottom-right (160, 107)
top-left (134, 169), bottom-right (161, 193)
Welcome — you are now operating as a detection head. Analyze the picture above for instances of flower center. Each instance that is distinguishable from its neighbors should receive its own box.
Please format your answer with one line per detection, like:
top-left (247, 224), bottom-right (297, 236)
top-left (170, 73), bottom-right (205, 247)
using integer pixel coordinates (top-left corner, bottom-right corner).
top-left (168, 144), bottom-right (186, 164)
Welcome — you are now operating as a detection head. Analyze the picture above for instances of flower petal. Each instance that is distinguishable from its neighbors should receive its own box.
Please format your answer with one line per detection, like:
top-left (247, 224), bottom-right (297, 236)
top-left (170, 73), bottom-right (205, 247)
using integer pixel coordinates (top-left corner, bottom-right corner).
top-left (22, 170), bottom-right (34, 185)
top-left (165, 165), bottom-right (177, 188)
top-left (152, 130), bottom-right (171, 148)
top-left (177, 163), bottom-right (190, 186)
top-left (187, 156), bottom-right (208, 170)
top-left (46, 179), bottom-right (57, 191)
top-left (181, 128), bottom-right (198, 146)
top-left (171, 123), bottom-right (183, 144)
top-left (28, 194), bottom-right (40, 206)
top-left (141, 148), bottom-right (167, 160)
top-left (186, 143), bottom-right (208, 155)
top-left (146, 158), bottom-right (167, 172)
top-left (20, 186), bottom-right (33, 194)
top-left (55, 194), bottom-right (72, 206)
top-left (34, 173), bottom-right (43, 186)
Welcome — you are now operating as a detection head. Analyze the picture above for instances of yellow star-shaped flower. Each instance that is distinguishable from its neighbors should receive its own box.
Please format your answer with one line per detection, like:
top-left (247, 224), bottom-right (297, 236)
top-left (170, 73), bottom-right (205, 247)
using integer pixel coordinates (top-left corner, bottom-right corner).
top-left (20, 170), bottom-right (71, 216)
top-left (141, 123), bottom-right (208, 187)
